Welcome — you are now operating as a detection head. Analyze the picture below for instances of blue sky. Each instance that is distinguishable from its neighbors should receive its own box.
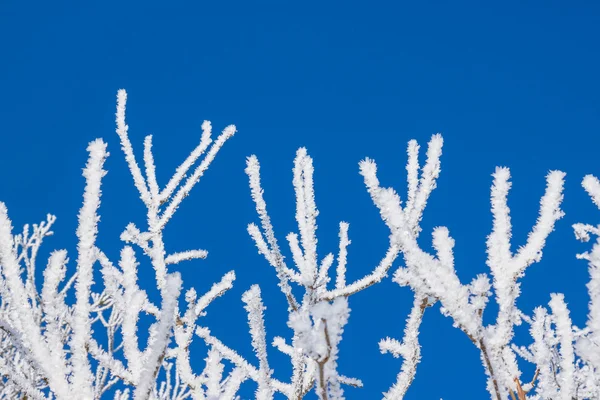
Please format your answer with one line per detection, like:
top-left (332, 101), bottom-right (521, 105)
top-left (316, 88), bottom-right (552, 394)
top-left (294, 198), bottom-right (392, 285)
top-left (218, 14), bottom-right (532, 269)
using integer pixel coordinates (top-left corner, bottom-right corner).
top-left (1, 1), bottom-right (600, 398)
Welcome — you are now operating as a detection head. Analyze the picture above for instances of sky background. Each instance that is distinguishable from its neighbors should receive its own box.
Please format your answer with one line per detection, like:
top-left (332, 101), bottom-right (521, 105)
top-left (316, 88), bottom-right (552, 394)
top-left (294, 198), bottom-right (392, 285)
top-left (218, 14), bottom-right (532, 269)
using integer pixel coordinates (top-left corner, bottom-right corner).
top-left (1, 1), bottom-right (600, 399)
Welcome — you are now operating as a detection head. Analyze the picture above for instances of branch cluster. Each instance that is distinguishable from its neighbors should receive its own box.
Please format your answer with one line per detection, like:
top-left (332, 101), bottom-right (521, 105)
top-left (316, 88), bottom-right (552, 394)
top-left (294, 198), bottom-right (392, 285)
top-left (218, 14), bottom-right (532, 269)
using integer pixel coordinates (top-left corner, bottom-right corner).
top-left (0, 91), bottom-right (598, 400)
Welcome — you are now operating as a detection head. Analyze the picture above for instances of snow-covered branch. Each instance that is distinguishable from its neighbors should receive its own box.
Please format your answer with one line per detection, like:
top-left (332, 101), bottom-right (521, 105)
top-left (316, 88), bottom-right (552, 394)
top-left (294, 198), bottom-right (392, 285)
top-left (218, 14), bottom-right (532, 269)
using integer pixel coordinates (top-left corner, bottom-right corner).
top-left (0, 90), bottom-right (239, 399)
top-left (232, 148), bottom-right (383, 398)
top-left (2, 94), bottom-right (599, 400)
top-left (361, 134), bottom-right (568, 399)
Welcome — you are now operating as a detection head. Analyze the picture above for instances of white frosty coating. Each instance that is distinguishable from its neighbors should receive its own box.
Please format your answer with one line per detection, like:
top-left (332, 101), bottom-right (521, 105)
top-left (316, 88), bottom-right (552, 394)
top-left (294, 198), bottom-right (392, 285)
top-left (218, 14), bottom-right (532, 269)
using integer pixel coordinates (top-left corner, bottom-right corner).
top-left (41, 250), bottom-right (69, 381)
top-left (204, 349), bottom-right (224, 399)
top-left (485, 168), bottom-right (566, 396)
top-left (0, 89), bottom-right (248, 399)
top-left (159, 123), bottom-right (236, 231)
top-left (578, 242), bottom-right (600, 369)
top-left (133, 273), bottom-right (182, 400)
top-left (530, 307), bottom-right (556, 398)
top-left (583, 174), bottom-right (600, 209)
top-left (71, 139), bottom-right (109, 399)
top-left (0, 138), bottom-right (109, 399)
top-left (2, 94), bottom-right (600, 399)
top-left (246, 155), bottom-right (299, 311)
top-left (513, 173), bottom-right (600, 400)
top-left (164, 249), bottom-right (208, 265)
top-left (143, 135), bottom-right (160, 199)
top-left (119, 246), bottom-right (145, 382)
top-left (564, 173), bottom-right (600, 399)
top-left (293, 148), bottom-right (319, 286)
top-left (240, 148), bottom-right (385, 399)
top-left (115, 90), bottom-right (151, 206)
top-left (195, 326), bottom-right (291, 396)
top-left (360, 134), bottom-right (572, 399)
top-left (404, 140), bottom-right (420, 220)
top-left (112, 90), bottom-right (239, 400)
top-left (0, 204), bottom-right (72, 399)
top-left (335, 222), bottom-right (350, 290)
top-left (406, 134), bottom-right (443, 235)
top-left (549, 294), bottom-right (575, 400)
top-left (160, 120), bottom-right (214, 203)
top-left (242, 285), bottom-right (274, 400)
top-left (380, 295), bottom-right (427, 399)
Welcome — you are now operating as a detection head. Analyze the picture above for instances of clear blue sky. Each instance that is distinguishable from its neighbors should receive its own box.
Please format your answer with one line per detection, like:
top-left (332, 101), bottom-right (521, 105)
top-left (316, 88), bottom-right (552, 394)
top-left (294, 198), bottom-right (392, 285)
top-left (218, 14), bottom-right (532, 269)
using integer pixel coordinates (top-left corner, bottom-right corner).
top-left (1, 2), bottom-right (599, 398)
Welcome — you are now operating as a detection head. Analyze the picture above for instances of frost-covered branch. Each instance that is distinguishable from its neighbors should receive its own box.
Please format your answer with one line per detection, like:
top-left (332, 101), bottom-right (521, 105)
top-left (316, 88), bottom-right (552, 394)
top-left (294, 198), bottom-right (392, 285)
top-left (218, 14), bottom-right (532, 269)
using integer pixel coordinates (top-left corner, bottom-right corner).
top-left (0, 90), bottom-right (239, 399)
top-left (507, 174), bottom-right (600, 399)
top-left (3, 93), bottom-right (599, 400)
top-left (380, 295), bottom-right (429, 399)
top-left (210, 148), bottom-right (381, 399)
top-left (242, 285), bottom-right (274, 399)
top-left (361, 134), bottom-right (566, 399)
